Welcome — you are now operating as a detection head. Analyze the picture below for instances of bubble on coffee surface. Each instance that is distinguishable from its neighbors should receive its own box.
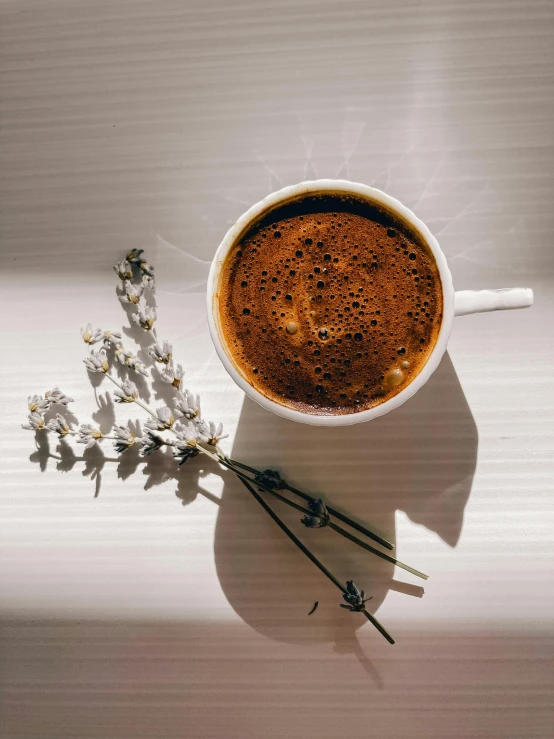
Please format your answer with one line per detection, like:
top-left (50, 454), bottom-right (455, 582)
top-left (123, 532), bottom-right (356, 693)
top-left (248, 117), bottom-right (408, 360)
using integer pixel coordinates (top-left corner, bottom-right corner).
top-left (219, 193), bottom-right (442, 415)
top-left (385, 368), bottom-right (405, 387)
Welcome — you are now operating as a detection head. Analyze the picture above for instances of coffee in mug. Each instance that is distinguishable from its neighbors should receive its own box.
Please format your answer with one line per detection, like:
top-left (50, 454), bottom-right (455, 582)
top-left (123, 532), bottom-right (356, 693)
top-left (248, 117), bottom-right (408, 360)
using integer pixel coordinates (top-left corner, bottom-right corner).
top-left (217, 192), bottom-right (443, 415)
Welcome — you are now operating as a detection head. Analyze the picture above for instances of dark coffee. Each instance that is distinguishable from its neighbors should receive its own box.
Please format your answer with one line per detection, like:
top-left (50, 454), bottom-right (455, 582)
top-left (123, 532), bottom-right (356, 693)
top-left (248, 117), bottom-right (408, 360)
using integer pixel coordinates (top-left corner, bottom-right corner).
top-left (218, 192), bottom-right (443, 415)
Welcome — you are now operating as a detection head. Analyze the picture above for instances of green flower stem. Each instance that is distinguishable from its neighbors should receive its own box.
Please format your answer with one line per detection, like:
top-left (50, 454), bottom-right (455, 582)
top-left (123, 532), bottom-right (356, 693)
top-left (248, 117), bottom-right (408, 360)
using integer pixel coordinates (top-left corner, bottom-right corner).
top-left (327, 522), bottom-right (428, 580)
top-left (225, 458), bottom-right (258, 474)
top-left (237, 475), bottom-right (346, 593)
top-left (362, 609), bottom-right (395, 645)
top-left (227, 457), bottom-right (393, 551)
top-left (222, 463), bottom-right (311, 516)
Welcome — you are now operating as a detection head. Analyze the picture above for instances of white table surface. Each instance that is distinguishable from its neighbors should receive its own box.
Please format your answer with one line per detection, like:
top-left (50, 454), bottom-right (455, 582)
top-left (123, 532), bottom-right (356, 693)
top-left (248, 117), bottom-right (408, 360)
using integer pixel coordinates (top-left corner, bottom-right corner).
top-left (1, 1), bottom-right (553, 737)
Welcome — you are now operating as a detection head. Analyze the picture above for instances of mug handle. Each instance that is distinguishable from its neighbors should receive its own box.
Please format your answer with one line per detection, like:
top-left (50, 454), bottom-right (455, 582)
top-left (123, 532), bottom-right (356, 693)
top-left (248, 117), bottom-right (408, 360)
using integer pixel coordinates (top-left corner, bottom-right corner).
top-left (454, 287), bottom-right (534, 317)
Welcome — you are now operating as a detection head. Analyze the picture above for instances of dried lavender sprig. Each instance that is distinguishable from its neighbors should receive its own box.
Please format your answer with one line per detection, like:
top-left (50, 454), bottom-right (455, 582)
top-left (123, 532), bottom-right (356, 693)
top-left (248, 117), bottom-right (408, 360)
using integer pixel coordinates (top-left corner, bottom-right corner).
top-left (227, 458), bottom-right (394, 551)
top-left (107, 250), bottom-right (399, 641)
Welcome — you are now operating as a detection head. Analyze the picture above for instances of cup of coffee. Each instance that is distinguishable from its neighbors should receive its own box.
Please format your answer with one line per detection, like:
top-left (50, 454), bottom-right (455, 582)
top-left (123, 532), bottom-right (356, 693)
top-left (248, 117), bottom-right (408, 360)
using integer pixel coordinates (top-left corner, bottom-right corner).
top-left (207, 180), bottom-right (533, 426)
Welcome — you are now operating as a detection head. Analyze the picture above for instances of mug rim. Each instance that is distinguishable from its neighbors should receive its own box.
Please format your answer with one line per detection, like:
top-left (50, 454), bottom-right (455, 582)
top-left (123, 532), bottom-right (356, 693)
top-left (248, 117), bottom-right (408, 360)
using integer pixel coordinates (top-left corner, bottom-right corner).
top-left (207, 179), bottom-right (455, 426)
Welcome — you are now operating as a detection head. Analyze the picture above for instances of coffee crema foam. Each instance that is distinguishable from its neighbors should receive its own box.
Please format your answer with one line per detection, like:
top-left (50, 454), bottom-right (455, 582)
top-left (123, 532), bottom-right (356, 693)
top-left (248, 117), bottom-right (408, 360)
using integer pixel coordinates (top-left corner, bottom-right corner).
top-left (218, 193), bottom-right (443, 415)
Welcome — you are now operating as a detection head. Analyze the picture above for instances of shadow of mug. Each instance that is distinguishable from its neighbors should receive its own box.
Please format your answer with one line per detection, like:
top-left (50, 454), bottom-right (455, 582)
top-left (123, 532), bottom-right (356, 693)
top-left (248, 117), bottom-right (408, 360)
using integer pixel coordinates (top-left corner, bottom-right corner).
top-left (214, 351), bottom-right (477, 645)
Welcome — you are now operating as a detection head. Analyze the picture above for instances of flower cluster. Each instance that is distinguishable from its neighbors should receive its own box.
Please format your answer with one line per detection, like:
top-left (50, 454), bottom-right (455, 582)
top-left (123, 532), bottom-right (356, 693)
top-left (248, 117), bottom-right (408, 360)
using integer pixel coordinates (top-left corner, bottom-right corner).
top-left (127, 249), bottom-right (154, 278)
top-left (44, 388), bottom-right (73, 406)
top-left (102, 330), bottom-right (123, 348)
top-left (23, 388), bottom-right (75, 434)
top-left (132, 305), bottom-right (156, 330)
top-left (81, 324), bottom-right (103, 345)
top-left (119, 281), bottom-right (144, 305)
top-left (113, 346), bottom-right (149, 376)
top-left (84, 349), bottom-right (109, 374)
top-left (174, 389), bottom-right (201, 420)
top-left (145, 406), bottom-right (175, 431)
top-left (340, 581), bottom-right (372, 613)
top-left (113, 379), bottom-right (139, 403)
top-left (27, 395), bottom-right (51, 414)
top-left (77, 424), bottom-right (103, 449)
top-left (196, 420), bottom-right (228, 447)
top-left (115, 251), bottom-right (155, 286)
top-left (172, 422), bottom-right (201, 465)
top-left (113, 260), bottom-right (133, 281)
top-left (72, 257), bottom-right (226, 462)
top-left (148, 340), bottom-right (172, 364)
top-left (141, 431), bottom-right (165, 456)
top-left (113, 424), bottom-right (141, 454)
top-left (22, 412), bottom-right (46, 431)
top-left (80, 325), bottom-right (123, 349)
top-left (301, 498), bottom-right (330, 529)
top-left (47, 414), bottom-right (71, 437)
top-left (117, 250), bottom-right (157, 331)
top-left (24, 248), bottom-right (228, 468)
top-left (160, 361), bottom-right (184, 389)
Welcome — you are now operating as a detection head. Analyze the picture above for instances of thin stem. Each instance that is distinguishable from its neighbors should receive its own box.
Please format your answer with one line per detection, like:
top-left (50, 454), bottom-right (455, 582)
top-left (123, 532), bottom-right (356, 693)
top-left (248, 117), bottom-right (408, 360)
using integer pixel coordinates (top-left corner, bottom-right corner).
top-left (362, 609), bottom-right (395, 645)
top-left (328, 522), bottom-right (428, 580)
top-left (261, 487), bottom-right (312, 516)
top-left (266, 492), bottom-right (426, 580)
top-left (226, 456), bottom-right (393, 551)
top-left (237, 476), bottom-right (346, 594)
top-left (227, 458), bottom-right (258, 474)
top-left (195, 444), bottom-right (227, 465)
top-left (222, 463), bottom-right (311, 516)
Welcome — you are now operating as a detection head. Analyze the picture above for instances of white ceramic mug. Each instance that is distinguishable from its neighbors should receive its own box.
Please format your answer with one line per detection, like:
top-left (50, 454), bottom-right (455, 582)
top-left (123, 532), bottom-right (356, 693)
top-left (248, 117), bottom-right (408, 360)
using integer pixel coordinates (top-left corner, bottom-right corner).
top-left (207, 180), bottom-right (533, 426)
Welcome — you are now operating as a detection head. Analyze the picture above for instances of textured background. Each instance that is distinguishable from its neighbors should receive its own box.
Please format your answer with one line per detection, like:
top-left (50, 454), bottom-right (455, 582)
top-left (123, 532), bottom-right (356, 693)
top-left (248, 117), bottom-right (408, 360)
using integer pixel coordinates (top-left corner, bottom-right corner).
top-left (1, 1), bottom-right (553, 737)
